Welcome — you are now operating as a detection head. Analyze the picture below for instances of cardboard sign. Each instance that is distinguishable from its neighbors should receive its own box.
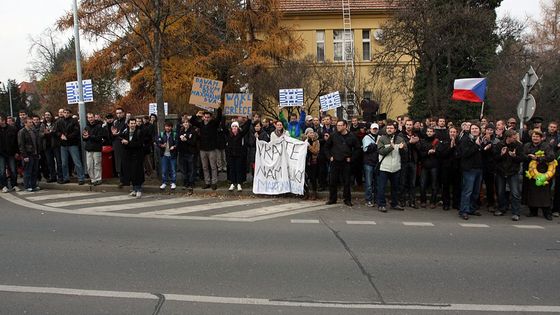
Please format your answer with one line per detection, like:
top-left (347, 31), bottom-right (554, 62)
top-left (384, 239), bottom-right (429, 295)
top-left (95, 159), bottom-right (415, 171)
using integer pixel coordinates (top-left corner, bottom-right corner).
top-left (252, 137), bottom-right (308, 195)
top-left (189, 77), bottom-right (223, 108)
top-left (279, 88), bottom-right (304, 107)
top-left (320, 91), bottom-right (342, 112)
top-left (224, 93), bottom-right (253, 116)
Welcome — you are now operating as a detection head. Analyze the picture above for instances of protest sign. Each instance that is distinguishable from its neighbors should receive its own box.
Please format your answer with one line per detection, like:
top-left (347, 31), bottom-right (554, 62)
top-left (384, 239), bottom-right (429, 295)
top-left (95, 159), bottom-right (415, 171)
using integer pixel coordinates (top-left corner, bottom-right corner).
top-left (224, 93), bottom-right (253, 116)
top-left (148, 102), bottom-right (169, 116)
top-left (252, 137), bottom-right (308, 195)
top-left (279, 88), bottom-right (304, 107)
top-left (189, 77), bottom-right (223, 108)
top-left (319, 91), bottom-right (342, 112)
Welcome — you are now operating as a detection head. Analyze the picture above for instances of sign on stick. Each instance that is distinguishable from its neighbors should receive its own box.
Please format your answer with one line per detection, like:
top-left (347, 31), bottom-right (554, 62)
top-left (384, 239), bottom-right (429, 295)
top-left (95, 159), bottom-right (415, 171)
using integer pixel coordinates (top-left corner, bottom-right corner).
top-left (224, 94), bottom-right (252, 116)
top-left (279, 88), bottom-right (304, 107)
top-left (189, 77), bottom-right (223, 108)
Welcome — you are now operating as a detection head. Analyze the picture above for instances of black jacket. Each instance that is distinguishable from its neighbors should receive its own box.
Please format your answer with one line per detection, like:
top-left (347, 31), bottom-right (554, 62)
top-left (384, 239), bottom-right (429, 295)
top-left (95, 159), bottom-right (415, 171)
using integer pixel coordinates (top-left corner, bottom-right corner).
top-left (325, 131), bottom-right (361, 162)
top-left (436, 136), bottom-right (460, 170)
top-left (0, 124), bottom-right (19, 156)
top-left (418, 136), bottom-right (439, 169)
top-left (225, 121), bottom-right (251, 158)
top-left (18, 127), bottom-right (39, 158)
top-left (494, 140), bottom-right (524, 177)
top-left (362, 133), bottom-right (379, 166)
top-left (400, 130), bottom-right (420, 163)
top-left (56, 117), bottom-right (81, 147)
top-left (189, 108), bottom-right (222, 151)
top-left (83, 121), bottom-right (105, 152)
top-left (458, 135), bottom-right (484, 170)
top-left (39, 121), bottom-right (59, 150)
top-left (178, 126), bottom-right (199, 155)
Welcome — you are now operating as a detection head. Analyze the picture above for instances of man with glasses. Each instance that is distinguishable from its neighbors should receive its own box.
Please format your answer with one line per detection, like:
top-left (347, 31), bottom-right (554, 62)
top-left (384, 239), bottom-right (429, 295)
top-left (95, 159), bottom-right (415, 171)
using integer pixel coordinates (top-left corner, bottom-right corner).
top-left (325, 120), bottom-right (361, 206)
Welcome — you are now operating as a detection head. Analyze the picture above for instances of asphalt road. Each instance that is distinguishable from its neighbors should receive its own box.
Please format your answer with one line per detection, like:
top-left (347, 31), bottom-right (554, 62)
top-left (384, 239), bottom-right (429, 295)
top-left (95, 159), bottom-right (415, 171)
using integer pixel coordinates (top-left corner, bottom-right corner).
top-left (0, 191), bottom-right (559, 314)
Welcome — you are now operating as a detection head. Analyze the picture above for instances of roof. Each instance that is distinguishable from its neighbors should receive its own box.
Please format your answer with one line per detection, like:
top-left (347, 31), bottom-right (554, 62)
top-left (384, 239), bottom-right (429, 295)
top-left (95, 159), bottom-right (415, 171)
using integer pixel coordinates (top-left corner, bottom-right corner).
top-left (278, 0), bottom-right (393, 13)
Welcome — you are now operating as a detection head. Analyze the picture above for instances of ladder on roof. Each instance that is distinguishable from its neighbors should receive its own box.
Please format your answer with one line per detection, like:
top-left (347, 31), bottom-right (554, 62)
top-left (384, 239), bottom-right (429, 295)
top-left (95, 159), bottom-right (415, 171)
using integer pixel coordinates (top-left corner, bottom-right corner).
top-left (341, 0), bottom-right (357, 120)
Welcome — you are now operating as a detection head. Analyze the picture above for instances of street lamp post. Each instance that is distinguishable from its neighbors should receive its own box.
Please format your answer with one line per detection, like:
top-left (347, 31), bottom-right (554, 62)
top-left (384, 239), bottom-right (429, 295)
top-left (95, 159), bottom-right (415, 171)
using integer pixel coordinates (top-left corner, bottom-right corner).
top-left (7, 81), bottom-right (14, 117)
top-left (72, 0), bottom-right (86, 135)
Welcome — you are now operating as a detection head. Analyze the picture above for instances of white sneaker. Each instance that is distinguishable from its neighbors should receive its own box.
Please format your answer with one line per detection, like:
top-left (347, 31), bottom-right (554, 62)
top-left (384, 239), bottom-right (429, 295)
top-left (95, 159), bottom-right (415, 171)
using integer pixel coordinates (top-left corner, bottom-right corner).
top-left (33, 186), bottom-right (40, 191)
top-left (14, 186), bottom-right (21, 192)
top-left (129, 191), bottom-right (137, 197)
top-left (237, 184), bottom-right (242, 192)
top-left (229, 184), bottom-right (235, 191)
top-left (1, 187), bottom-right (8, 193)
top-left (26, 188), bottom-right (33, 192)
top-left (170, 183), bottom-right (176, 190)
top-left (160, 183), bottom-right (167, 190)
top-left (136, 191), bottom-right (142, 199)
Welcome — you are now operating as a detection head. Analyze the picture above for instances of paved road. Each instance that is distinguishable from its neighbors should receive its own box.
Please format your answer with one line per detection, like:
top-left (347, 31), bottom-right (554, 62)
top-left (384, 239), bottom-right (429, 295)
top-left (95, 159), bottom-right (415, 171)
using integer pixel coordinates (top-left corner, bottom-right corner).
top-left (0, 190), bottom-right (559, 314)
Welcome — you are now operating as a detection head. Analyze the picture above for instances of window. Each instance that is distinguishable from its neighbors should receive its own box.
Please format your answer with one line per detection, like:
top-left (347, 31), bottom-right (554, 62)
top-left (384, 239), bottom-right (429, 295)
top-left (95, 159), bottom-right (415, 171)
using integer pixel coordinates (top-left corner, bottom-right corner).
top-left (362, 30), bottom-right (371, 61)
top-left (316, 30), bottom-right (325, 62)
top-left (334, 30), bottom-right (354, 61)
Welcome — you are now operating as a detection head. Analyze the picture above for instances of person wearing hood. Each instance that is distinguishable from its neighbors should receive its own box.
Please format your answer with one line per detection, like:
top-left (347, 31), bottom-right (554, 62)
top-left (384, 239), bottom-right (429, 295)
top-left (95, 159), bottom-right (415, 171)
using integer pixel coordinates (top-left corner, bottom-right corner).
top-left (82, 113), bottom-right (105, 185)
top-left (225, 119), bottom-right (252, 191)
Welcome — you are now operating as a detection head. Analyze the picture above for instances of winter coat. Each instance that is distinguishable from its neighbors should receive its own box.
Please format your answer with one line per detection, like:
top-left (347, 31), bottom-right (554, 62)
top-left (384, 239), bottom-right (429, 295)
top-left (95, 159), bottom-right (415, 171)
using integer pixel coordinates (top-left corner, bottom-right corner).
top-left (458, 135), bottom-right (484, 171)
top-left (418, 136), bottom-right (439, 169)
top-left (157, 130), bottom-right (179, 158)
top-left (121, 128), bottom-right (145, 186)
top-left (377, 133), bottom-right (406, 173)
top-left (55, 117), bottom-right (81, 147)
top-left (0, 124), bottom-right (19, 157)
top-left (362, 133), bottom-right (379, 166)
top-left (178, 126), bottom-right (199, 155)
top-left (494, 140), bottom-right (524, 177)
top-left (189, 108), bottom-right (222, 151)
top-left (17, 127), bottom-right (39, 158)
top-left (324, 131), bottom-right (361, 162)
top-left (225, 121), bottom-right (251, 158)
top-left (83, 121), bottom-right (105, 152)
top-left (39, 121), bottom-right (59, 151)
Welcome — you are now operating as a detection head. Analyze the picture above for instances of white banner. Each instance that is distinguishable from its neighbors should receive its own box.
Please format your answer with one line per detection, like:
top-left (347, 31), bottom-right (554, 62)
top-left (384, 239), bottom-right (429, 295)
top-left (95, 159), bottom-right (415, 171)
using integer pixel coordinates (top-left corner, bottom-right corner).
top-left (253, 137), bottom-right (308, 195)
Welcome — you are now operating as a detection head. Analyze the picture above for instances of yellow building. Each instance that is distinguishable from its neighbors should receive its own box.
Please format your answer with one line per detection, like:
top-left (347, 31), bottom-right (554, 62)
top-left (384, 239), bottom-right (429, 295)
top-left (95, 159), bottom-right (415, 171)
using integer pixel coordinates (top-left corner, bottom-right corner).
top-left (278, 0), bottom-right (408, 119)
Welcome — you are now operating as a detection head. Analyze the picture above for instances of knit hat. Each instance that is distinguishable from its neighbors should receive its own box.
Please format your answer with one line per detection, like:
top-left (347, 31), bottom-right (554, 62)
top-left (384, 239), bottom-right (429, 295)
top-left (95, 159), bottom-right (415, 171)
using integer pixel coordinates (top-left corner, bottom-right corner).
top-left (305, 128), bottom-right (314, 135)
top-left (231, 121), bottom-right (240, 128)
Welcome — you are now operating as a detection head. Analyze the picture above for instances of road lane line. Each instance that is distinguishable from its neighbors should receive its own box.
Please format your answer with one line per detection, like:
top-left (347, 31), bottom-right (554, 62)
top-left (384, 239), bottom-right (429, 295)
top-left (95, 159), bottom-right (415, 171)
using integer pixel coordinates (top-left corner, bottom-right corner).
top-left (77, 198), bottom-right (189, 212)
top-left (139, 199), bottom-right (264, 216)
top-left (45, 195), bottom-right (137, 207)
top-left (26, 192), bottom-right (98, 202)
top-left (290, 219), bottom-right (320, 224)
top-left (514, 225), bottom-right (545, 229)
top-left (402, 222), bottom-right (434, 227)
top-left (213, 201), bottom-right (324, 218)
top-left (0, 284), bottom-right (559, 312)
top-left (459, 223), bottom-right (490, 228)
top-left (346, 221), bottom-right (377, 225)
top-left (248, 204), bottom-right (338, 221)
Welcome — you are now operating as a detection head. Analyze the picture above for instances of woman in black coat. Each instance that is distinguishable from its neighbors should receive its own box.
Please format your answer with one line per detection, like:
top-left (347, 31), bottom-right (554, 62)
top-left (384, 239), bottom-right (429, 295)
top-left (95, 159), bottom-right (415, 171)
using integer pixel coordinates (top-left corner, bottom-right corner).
top-left (225, 119), bottom-right (251, 191)
top-left (121, 119), bottom-right (145, 198)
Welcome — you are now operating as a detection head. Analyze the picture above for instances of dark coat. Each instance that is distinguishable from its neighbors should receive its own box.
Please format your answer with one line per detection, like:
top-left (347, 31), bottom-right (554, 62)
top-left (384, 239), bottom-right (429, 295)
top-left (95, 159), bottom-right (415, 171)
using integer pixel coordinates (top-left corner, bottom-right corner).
top-left (17, 127), bottom-right (39, 158)
top-left (324, 131), bottom-right (361, 162)
top-left (522, 141), bottom-right (555, 207)
top-left (121, 128), bottom-right (145, 186)
top-left (458, 135), bottom-right (484, 171)
top-left (225, 121), bottom-right (251, 158)
top-left (39, 121), bottom-right (59, 151)
top-left (55, 117), bottom-right (81, 147)
top-left (178, 126), bottom-right (199, 155)
top-left (189, 108), bottom-right (222, 151)
top-left (0, 124), bottom-right (19, 157)
top-left (418, 136), bottom-right (439, 169)
top-left (83, 121), bottom-right (105, 152)
top-left (436, 136), bottom-right (460, 170)
top-left (494, 140), bottom-right (524, 177)
top-left (157, 130), bottom-right (179, 158)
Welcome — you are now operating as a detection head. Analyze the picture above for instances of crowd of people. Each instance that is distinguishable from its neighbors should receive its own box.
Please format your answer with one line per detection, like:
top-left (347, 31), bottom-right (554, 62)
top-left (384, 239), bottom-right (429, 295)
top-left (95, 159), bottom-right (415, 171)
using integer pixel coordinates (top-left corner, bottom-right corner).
top-left (1, 106), bottom-right (559, 221)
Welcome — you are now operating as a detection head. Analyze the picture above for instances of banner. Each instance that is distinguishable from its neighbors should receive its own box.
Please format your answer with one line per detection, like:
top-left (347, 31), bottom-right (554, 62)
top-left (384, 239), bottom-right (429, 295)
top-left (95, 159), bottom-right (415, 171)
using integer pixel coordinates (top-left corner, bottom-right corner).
top-left (224, 93), bottom-right (253, 116)
top-left (319, 91), bottom-right (342, 112)
top-left (189, 77), bottom-right (223, 108)
top-left (148, 102), bottom-right (169, 116)
top-left (279, 88), bottom-right (304, 107)
top-left (253, 137), bottom-right (308, 195)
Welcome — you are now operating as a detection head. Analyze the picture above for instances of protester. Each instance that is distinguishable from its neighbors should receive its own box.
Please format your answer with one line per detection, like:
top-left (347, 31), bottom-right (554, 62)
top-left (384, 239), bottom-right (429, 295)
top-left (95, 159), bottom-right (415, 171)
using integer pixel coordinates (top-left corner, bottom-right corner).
top-left (178, 120), bottom-right (198, 194)
top-left (225, 119), bottom-right (252, 191)
top-left (459, 123), bottom-right (486, 220)
top-left (303, 128), bottom-right (320, 200)
top-left (362, 123), bottom-right (379, 207)
top-left (158, 122), bottom-right (178, 191)
top-left (494, 129), bottom-right (524, 220)
top-left (121, 119), bottom-right (145, 198)
top-left (111, 108), bottom-right (128, 185)
top-left (56, 108), bottom-right (85, 185)
top-left (325, 119), bottom-right (361, 206)
top-left (190, 109), bottom-right (222, 190)
top-left (0, 114), bottom-right (20, 192)
top-left (377, 121), bottom-right (406, 212)
top-left (83, 113), bottom-right (105, 186)
top-left (18, 117), bottom-right (40, 192)
top-left (437, 127), bottom-right (461, 210)
top-left (418, 127), bottom-right (439, 208)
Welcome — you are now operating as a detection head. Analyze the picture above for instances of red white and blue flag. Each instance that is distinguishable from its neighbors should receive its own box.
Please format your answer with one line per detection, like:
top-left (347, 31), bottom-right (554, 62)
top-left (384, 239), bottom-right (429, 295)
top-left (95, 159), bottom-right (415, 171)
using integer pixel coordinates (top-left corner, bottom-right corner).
top-left (452, 78), bottom-right (487, 103)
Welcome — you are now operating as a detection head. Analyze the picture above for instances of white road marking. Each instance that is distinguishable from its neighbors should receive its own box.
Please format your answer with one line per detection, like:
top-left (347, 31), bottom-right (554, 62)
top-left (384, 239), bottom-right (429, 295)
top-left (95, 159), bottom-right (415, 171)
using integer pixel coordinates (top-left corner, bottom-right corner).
top-left (460, 223), bottom-right (490, 228)
top-left (139, 199), bottom-right (264, 216)
top-left (25, 192), bottom-right (98, 202)
top-left (77, 198), bottom-right (189, 212)
top-left (346, 221), bottom-right (377, 225)
top-left (45, 195), bottom-right (137, 207)
top-left (514, 225), bottom-right (545, 230)
top-left (0, 284), bottom-right (559, 312)
top-left (290, 219), bottom-right (320, 224)
top-left (213, 201), bottom-right (324, 218)
top-left (402, 222), bottom-right (434, 227)
top-left (249, 204), bottom-right (338, 221)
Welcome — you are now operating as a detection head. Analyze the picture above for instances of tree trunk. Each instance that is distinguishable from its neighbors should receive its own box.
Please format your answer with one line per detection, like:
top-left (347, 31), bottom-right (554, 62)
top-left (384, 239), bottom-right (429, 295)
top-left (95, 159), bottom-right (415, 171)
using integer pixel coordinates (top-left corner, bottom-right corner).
top-left (153, 30), bottom-right (165, 132)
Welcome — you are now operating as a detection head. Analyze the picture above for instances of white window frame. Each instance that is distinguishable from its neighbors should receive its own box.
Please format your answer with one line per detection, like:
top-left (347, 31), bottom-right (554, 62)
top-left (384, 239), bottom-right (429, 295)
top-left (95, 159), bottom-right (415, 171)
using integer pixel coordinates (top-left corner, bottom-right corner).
top-left (333, 30), bottom-right (354, 61)
top-left (316, 30), bottom-right (325, 62)
top-left (362, 29), bottom-right (371, 61)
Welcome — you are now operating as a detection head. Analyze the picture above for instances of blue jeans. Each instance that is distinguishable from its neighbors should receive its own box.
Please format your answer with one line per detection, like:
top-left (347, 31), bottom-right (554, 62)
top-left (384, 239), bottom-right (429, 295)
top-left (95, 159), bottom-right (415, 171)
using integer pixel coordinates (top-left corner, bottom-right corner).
top-left (363, 164), bottom-right (377, 203)
top-left (377, 170), bottom-right (401, 207)
top-left (60, 146), bottom-right (84, 181)
top-left (495, 174), bottom-right (521, 215)
top-left (161, 155), bottom-right (177, 184)
top-left (23, 156), bottom-right (39, 189)
top-left (0, 155), bottom-right (17, 188)
top-left (182, 153), bottom-right (195, 187)
top-left (460, 169), bottom-right (483, 215)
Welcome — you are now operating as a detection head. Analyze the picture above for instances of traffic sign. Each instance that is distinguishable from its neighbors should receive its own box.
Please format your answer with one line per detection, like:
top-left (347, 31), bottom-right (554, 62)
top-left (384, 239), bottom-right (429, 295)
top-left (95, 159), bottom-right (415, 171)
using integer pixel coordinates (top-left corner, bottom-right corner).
top-left (66, 79), bottom-right (93, 104)
top-left (521, 66), bottom-right (539, 92)
top-left (517, 94), bottom-right (536, 122)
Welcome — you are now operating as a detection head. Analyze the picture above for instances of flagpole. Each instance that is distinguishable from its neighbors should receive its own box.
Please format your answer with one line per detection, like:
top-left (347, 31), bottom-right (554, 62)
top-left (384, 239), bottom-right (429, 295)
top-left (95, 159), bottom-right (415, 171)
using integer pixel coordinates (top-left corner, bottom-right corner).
top-left (480, 101), bottom-right (485, 120)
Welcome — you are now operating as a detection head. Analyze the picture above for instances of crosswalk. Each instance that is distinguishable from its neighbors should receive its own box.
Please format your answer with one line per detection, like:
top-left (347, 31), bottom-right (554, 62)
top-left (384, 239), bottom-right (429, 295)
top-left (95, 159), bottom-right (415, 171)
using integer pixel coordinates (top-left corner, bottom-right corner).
top-left (4, 190), bottom-right (336, 222)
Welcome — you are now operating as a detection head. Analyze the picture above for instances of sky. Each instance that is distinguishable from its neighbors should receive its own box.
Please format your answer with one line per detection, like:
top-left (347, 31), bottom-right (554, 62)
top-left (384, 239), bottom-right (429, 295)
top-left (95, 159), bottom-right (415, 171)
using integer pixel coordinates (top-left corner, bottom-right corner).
top-left (0, 0), bottom-right (545, 84)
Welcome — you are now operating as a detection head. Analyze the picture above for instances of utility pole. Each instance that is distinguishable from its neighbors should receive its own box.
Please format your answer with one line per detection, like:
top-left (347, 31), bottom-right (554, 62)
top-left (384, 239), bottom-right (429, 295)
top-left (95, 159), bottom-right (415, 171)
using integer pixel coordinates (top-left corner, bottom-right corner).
top-left (7, 81), bottom-right (14, 117)
top-left (72, 0), bottom-right (86, 135)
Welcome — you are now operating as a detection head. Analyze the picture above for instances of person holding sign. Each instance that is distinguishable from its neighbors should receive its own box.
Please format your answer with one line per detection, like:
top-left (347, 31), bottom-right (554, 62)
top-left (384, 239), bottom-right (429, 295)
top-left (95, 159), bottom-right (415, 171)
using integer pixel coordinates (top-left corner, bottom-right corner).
top-left (279, 109), bottom-right (306, 139)
top-left (225, 120), bottom-right (252, 191)
top-left (325, 120), bottom-right (361, 207)
top-left (190, 108), bottom-right (222, 190)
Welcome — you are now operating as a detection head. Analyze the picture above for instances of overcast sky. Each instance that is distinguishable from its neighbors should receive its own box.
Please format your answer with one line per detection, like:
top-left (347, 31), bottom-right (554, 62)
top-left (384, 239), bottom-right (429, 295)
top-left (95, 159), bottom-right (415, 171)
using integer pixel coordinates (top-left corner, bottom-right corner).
top-left (0, 0), bottom-right (544, 84)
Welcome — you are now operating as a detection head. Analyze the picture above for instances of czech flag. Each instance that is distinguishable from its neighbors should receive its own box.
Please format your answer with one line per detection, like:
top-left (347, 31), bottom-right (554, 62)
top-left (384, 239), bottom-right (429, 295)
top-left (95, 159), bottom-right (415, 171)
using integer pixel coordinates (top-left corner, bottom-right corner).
top-left (452, 78), bottom-right (487, 103)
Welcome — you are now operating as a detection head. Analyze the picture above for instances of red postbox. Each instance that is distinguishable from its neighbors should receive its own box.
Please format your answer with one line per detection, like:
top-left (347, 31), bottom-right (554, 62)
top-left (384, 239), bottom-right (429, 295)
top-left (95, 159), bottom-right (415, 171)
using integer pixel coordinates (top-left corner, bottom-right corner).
top-left (101, 146), bottom-right (113, 180)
